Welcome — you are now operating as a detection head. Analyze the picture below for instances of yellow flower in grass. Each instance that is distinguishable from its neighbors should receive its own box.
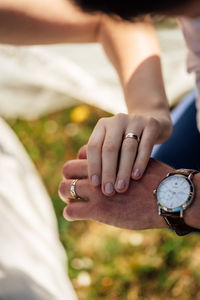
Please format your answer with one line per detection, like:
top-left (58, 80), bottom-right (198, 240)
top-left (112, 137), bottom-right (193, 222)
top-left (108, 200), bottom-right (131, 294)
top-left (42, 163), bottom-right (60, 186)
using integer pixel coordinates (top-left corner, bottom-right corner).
top-left (70, 105), bottom-right (90, 123)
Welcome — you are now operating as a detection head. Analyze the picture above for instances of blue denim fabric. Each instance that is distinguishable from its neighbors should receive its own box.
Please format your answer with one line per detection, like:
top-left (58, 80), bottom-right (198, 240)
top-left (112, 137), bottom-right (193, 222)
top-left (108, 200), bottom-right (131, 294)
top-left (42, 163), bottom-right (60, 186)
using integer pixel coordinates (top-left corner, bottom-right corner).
top-left (152, 91), bottom-right (200, 170)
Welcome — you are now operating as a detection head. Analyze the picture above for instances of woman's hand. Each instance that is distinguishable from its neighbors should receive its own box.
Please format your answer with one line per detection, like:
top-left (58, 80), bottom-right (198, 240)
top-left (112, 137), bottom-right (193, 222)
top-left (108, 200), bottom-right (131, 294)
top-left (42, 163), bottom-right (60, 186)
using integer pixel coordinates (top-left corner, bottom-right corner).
top-left (87, 112), bottom-right (172, 196)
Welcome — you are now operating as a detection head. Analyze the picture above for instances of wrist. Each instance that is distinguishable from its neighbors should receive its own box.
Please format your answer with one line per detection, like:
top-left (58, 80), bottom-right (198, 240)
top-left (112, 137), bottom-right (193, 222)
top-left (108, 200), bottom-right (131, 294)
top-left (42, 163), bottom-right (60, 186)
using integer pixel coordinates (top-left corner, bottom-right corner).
top-left (146, 159), bottom-right (174, 229)
top-left (184, 172), bottom-right (200, 229)
top-left (124, 72), bottom-right (170, 116)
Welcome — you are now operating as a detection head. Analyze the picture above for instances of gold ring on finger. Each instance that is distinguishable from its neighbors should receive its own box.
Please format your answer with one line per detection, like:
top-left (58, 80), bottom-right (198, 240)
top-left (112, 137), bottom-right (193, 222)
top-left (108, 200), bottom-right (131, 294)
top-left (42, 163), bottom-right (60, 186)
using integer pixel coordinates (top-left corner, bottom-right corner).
top-left (70, 179), bottom-right (80, 200)
top-left (124, 132), bottom-right (140, 144)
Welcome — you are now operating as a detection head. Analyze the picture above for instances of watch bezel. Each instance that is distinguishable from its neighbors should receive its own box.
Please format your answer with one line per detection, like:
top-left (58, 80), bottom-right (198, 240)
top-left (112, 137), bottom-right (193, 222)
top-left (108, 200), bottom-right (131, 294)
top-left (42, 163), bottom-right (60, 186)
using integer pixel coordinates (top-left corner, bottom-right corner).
top-left (154, 173), bottom-right (195, 215)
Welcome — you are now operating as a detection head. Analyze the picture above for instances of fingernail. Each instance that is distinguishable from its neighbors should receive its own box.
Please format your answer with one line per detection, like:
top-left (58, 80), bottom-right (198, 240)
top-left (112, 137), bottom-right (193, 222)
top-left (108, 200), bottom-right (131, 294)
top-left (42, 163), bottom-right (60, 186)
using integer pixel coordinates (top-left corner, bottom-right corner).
top-left (132, 168), bottom-right (141, 179)
top-left (105, 183), bottom-right (114, 195)
top-left (116, 179), bottom-right (125, 190)
top-left (92, 175), bottom-right (100, 186)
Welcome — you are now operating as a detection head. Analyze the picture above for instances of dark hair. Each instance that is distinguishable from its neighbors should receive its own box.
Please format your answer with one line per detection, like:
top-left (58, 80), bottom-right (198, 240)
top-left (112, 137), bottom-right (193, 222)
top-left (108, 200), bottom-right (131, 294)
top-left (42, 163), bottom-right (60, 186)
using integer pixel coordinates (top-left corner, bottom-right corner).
top-left (73, 0), bottom-right (188, 20)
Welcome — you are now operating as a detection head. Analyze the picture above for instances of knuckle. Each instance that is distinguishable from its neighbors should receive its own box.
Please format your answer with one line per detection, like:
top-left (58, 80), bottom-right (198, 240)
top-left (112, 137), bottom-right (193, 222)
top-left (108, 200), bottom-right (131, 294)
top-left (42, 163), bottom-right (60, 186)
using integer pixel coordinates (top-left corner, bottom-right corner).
top-left (87, 141), bottom-right (100, 153)
top-left (130, 114), bottom-right (144, 124)
top-left (115, 113), bottom-right (126, 121)
top-left (98, 117), bottom-right (108, 126)
top-left (103, 141), bottom-right (117, 153)
top-left (146, 117), bottom-right (159, 129)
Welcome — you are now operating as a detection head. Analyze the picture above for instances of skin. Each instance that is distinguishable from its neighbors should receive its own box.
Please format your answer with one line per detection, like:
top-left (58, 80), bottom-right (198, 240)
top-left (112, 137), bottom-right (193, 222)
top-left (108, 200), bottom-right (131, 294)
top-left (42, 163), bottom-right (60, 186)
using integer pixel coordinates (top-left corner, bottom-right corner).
top-left (1, 0), bottom-right (199, 230)
top-left (0, 0), bottom-right (172, 195)
top-left (86, 0), bottom-right (200, 195)
top-left (59, 0), bottom-right (200, 231)
top-left (87, 17), bottom-right (172, 195)
top-left (59, 146), bottom-right (200, 230)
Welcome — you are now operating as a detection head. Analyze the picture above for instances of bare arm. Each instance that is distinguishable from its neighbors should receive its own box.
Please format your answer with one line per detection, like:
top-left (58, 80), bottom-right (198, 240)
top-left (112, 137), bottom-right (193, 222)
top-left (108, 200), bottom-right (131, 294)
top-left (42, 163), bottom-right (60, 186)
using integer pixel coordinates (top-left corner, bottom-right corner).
top-left (98, 15), bottom-right (170, 120)
top-left (0, 0), bottom-right (101, 44)
top-left (0, 0), bottom-right (172, 192)
top-left (0, 0), bottom-right (171, 136)
top-left (0, 0), bottom-right (169, 120)
top-left (87, 16), bottom-right (172, 193)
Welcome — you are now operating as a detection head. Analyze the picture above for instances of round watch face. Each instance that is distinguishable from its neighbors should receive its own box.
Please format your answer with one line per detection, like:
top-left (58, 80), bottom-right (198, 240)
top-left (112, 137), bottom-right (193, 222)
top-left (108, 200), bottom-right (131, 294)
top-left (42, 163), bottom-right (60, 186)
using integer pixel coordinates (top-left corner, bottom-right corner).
top-left (157, 175), bottom-right (192, 209)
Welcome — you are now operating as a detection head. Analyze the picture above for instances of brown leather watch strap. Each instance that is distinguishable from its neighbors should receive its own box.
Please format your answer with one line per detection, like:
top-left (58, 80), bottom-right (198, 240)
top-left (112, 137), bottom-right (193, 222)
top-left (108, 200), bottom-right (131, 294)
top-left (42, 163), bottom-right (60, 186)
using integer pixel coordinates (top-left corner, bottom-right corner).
top-left (161, 210), bottom-right (197, 236)
top-left (169, 169), bottom-right (198, 177)
top-left (160, 169), bottom-right (199, 236)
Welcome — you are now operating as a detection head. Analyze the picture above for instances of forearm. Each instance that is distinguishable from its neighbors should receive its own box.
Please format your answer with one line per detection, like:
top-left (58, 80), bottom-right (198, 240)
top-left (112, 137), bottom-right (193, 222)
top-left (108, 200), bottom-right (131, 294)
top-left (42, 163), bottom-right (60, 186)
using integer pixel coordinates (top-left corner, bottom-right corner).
top-left (0, 0), bottom-right (101, 44)
top-left (98, 15), bottom-right (170, 119)
top-left (0, 1), bottom-right (170, 126)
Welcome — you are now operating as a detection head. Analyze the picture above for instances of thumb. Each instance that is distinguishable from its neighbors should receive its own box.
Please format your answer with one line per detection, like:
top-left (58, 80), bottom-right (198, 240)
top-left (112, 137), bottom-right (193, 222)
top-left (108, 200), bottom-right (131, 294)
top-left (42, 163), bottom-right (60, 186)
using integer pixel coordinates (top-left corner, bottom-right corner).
top-left (77, 145), bottom-right (87, 159)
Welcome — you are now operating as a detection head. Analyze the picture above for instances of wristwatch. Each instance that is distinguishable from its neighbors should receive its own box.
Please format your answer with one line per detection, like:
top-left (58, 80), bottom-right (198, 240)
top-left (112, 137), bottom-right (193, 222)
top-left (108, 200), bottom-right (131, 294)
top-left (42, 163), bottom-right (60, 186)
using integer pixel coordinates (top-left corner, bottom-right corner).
top-left (153, 169), bottom-right (199, 236)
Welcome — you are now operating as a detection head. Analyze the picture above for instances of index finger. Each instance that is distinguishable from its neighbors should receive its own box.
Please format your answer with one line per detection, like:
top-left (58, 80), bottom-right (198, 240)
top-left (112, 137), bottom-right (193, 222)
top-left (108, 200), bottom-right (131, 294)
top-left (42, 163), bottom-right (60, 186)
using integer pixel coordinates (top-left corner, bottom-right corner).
top-left (63, 159), bottom-right (88, 179)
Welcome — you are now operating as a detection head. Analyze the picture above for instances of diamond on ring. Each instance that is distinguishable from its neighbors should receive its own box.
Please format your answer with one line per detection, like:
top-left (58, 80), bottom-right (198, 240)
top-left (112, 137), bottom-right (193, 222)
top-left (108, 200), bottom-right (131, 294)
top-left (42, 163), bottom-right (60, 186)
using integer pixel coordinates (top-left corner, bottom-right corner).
top-left (124, 132), bottom-right (140, 143)
top-left (70, 179), bottom-right (80, 199)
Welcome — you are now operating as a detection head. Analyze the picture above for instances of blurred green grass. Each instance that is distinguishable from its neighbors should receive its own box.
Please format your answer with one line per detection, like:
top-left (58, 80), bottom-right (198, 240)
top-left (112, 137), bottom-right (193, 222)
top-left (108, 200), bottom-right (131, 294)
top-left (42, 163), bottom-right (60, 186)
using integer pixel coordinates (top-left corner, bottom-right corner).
top-left (7, 105), bottom-right (200, 300)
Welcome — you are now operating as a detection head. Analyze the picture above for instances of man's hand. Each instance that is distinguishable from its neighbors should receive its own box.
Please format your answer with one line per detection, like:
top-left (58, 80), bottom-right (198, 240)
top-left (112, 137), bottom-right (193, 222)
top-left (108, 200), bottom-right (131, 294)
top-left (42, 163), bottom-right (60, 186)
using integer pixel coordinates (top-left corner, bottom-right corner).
top-left (59, 157), bottom-right (175, 230)
top-left (59, 149), bottom-right (200, 231)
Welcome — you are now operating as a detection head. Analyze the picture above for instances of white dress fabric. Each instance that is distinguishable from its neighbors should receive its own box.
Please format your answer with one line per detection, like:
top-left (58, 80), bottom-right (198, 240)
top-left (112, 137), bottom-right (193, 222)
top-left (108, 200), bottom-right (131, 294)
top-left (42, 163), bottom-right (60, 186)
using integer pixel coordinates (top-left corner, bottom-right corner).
top-left (0, 117), bottom-right (77, 300)
top-left (0, 20), bottom-right (199, 300)
top-left (0, 25), bottom-right (195, 120)
top-left (178, 16), bottom-right (200, 130)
